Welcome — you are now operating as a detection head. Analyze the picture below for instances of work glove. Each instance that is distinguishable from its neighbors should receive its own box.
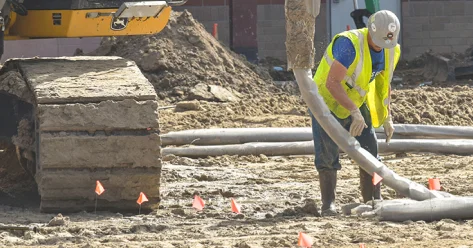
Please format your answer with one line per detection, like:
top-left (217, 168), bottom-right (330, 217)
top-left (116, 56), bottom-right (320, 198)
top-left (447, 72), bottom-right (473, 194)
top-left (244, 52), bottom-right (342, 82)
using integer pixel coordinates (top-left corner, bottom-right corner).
top-left (383, 115), bottom-right (395, 143)
top-left (349, 108), bottom-right (367, 137)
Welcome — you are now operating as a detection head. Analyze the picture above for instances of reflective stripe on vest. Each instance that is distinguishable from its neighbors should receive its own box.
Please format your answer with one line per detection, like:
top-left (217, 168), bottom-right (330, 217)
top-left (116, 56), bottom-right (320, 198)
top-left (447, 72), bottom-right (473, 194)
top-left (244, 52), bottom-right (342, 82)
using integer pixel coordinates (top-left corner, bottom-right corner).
top-left (383, 46), bottom-right (396, 106)
top-left (322, 30), bottom-right (366, 97)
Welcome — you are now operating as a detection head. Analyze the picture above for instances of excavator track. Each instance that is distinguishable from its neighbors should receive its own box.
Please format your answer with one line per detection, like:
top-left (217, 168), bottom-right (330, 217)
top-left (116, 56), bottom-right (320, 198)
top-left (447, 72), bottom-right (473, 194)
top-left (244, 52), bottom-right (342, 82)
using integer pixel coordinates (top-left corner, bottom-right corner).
top-left (0, 56), bottom-right (162, 213)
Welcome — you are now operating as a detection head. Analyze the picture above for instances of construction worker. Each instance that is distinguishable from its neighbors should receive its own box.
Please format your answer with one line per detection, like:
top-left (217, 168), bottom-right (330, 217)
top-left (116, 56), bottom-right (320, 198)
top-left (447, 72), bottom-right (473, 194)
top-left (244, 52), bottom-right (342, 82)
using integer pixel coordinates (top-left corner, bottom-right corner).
top-left (310, 10), bottom-right (401, 216)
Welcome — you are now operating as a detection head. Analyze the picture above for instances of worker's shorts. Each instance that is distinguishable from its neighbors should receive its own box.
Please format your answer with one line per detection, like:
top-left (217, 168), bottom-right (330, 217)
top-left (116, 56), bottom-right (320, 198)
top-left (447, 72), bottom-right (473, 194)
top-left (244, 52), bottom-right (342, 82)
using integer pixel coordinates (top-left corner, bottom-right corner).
top-left (309, 102), bottom-right (379, 171)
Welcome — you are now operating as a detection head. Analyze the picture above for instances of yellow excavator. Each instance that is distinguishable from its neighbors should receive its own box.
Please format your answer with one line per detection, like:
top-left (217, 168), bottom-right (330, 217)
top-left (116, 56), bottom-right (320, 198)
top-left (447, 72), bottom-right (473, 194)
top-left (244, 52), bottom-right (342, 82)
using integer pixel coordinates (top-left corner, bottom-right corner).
top-left (0, 0), bottom-right (186, 213)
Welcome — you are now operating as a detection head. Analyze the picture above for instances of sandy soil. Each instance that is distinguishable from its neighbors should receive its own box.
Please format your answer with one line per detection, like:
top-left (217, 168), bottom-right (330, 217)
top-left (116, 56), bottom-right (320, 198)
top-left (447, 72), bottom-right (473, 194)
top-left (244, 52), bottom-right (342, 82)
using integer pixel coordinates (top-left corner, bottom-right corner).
top-left (2, 8), bottom-right (473, 248)
top-left (2, 85), bottom-right (473, 247)
top-left (1, 153), bottom-right (473, 247)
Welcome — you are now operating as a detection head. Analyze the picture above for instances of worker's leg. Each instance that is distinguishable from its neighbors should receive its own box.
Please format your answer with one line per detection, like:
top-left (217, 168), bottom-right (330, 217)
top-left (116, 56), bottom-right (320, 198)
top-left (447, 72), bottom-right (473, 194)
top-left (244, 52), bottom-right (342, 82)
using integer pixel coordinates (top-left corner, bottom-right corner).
top-left (356, 103), bottom-right (382, 203)
top-left (309, 110), bottom-right (350, 216)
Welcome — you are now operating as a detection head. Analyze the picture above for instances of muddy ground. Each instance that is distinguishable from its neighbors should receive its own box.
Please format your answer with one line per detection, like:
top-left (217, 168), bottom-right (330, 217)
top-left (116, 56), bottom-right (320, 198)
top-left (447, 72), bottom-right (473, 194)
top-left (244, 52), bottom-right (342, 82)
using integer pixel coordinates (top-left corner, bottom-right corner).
top-left (2, 8), bottom-right (473, 248)
top-left (2, 150), bottom-right (473, 247)
top-left (2, 83), bottom-right (473, 247)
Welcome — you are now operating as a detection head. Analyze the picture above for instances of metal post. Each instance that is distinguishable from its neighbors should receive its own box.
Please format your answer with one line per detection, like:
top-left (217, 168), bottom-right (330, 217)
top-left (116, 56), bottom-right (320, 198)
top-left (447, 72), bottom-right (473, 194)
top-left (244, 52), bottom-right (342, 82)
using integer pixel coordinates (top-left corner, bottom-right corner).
top-left (353, 0), bottom-right (359, 10)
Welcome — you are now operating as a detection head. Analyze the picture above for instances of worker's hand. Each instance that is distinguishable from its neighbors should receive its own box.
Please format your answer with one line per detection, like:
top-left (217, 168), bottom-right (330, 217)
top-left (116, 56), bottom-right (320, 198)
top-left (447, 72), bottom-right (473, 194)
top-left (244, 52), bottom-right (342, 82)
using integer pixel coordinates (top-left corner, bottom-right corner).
top-left (383, 115), bottom-right (395, 143)
top-left (349, 108), bottom-right (367, 137)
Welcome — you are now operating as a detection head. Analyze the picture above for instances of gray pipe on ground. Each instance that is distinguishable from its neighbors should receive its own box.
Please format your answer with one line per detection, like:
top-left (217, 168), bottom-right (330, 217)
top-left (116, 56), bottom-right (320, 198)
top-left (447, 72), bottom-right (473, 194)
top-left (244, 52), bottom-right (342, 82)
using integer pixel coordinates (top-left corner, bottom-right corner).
top-left (373, 197), bottom-right (473, 222)
top-left (285, 0), bottom-right (444, 201)
top-left (160, 126), bottom-right (473, 146)
top-left (162, 139), bottom-right (473, 157)
top-left (376, 124), bottom-right (473, 139)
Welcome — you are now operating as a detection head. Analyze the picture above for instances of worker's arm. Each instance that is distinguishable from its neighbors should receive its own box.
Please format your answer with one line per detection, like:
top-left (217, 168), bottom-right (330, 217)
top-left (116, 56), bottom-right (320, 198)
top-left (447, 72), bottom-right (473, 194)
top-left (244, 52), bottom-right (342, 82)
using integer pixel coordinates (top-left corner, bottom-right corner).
top-left (326, 37), bottom-right (357, 111)
top-left (326, 60), bottom-right (357, 111)
top-left (326, 37), bottom-right (366, 136)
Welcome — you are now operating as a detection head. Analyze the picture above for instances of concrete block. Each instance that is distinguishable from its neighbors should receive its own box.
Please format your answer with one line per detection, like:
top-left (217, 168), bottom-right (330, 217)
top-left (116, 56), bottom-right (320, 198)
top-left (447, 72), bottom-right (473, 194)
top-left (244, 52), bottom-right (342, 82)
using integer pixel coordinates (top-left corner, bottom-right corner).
top-left (443, 1), bottom-right (465, 16)
top-left (430, 45), bottom-right (452, 54)
top-left (451, 16), bottom-right (473, 23)
top-left (411, 2), bottom-right (429, 17)
top-left (467, 2), bottom-right (473, 16)
top-left (408, 46), bottom-right (430, 58)
top-left (217, 6), bottom-right (230, 21)
top-left (405, 31), bottom-right (430, 39)
top-left (451, 45), bottom-right (471, 54)
top-left (430, 30), bottom-right (457, 38)
top-left (404, 17), bottom-right (430, 26)
top-left (407, 24), bottom-right (423, 33)
top-left (423, 23), bottom-right (445, 32)
top-left (210, 6), bottom-right (219, 21)
top-left (404, 38), bottom-right (424, 47)
top-left (428, 2), bottom-right (444, 16)
top-left (445, 23), bottom-right (470, 31)
top-left (421, 39), bottom-right (433, 46)
top-left (430, 38), bottom-right (446, 46)
top-left (446, 38), bottom-right (467, 46)
top-left (39, 133), bottom-right (162, 169)
top-left (258, 20), bottom-right (273, 28)
top-left (257, 5), bottom-right (265, 21)
top-left (428, 16), bottom-right (450, 27)
top-left (263, 5), bottom-right (272, 20)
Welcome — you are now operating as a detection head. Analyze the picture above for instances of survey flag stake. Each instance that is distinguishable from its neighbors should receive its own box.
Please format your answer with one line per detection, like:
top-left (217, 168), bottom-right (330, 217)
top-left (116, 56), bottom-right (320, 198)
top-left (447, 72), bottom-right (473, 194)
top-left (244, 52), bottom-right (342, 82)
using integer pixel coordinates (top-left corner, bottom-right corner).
top-left (94, 180), bottom-right (105, 214)
top-left (372, 172), bottom-right (383, 185)
top-left (231, 198), bottom-right (241, 214)
top-left (95, 180), bottom-right (105, 195)
top-left (429, 178), bottom-right (441, 191)
top-left (371, 172), bottom-right (383, 209)
top-left (137, 192), bottom-right (149, 215)
top-left (192, 195), bottom-right (205, 211)
top-left (297, 232), bottom-right (313, 247)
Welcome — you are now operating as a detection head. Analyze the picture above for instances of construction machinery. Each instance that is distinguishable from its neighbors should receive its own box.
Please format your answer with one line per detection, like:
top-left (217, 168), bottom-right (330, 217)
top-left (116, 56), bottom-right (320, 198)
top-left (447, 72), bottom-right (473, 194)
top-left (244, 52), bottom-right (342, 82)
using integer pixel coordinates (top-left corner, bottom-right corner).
top-left (350, 0), bottom-right (379, 29)
top-left (0, 0), bottom-right (186, 213)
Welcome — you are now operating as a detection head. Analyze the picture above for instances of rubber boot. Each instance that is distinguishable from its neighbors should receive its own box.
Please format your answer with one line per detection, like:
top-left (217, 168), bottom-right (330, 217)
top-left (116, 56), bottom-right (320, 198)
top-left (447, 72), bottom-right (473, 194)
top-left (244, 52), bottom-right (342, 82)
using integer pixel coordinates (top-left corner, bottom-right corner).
top-left (318, 170), bottom-right (337, 216)
top-left (359, 167), bottom-right (382, 203)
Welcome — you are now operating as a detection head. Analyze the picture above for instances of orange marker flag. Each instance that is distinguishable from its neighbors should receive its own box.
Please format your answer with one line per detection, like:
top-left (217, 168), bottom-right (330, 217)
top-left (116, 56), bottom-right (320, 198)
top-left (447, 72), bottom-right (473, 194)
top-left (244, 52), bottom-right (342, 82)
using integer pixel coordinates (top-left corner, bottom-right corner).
top-left (429, 178), bottom-right (441, 190)
top-left (95, 180), bottom-right (105, 195)
top-left (372, 172), bottom-right (383, 185)
top-left (137, 192), bottom-right (149, 205)
top-left (192, 195), bottom-right (205, 211)
top-left (231, 198), bottom-right (241, 214)
top-left (297, 232), bottom-right (313, 247)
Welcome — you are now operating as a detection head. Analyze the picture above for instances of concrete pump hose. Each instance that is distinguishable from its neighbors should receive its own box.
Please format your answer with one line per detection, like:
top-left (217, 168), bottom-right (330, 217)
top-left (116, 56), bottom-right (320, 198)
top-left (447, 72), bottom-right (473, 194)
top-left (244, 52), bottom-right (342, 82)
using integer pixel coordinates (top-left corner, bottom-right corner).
top-left (285, 0), bottom-right (445, 201)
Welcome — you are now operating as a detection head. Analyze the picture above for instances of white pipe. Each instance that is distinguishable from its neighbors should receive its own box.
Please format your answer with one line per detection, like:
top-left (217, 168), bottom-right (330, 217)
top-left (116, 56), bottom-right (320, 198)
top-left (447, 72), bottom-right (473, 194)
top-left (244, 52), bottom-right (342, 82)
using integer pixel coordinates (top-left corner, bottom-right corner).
top-left (376, 124), bottom-right (473, 139)
top-left (285, 0), bottom-right (443, 201)
top-left (374, 197), bottom-right (473, 222)
top-left (162, 139), bottom-right (473, 157)
top-left (293, 69), bottom-right (444, 201)
top-left (160, 126), bottom-right (473, 146)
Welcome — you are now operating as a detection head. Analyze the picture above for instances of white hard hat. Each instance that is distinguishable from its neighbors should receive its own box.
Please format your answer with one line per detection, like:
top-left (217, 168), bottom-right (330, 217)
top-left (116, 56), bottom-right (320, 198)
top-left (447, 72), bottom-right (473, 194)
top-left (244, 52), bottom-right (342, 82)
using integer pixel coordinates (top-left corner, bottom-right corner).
top-left (367, 10), bottom-right (400, 49)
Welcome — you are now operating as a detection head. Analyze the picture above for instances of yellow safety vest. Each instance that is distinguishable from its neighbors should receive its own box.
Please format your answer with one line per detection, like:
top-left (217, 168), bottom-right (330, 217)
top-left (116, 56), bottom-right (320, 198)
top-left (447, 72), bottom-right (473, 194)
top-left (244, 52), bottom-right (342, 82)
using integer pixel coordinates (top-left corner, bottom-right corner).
top-left (313, 28), bottom-right (401, 128)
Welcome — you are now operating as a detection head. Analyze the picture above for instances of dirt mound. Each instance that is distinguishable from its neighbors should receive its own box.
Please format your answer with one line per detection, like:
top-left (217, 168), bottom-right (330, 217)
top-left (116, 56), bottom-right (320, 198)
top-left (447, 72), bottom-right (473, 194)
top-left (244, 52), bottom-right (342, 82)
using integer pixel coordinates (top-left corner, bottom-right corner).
top-left (158, 85), bottom-right (473, 134)
top-left (159, 95), bottom-right (310, 133)
top-left (87, 10), bottom-right (281, 104)
top-left (391, 85), bottom-right (473, 126)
